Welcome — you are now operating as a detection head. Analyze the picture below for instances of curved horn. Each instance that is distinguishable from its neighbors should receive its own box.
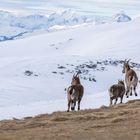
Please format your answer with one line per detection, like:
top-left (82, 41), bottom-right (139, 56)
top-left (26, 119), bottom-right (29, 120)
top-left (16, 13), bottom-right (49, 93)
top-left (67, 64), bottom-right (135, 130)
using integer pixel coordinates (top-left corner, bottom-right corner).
top-left (124, 59), bottom-right (127, 63)
top-left (127, 59), bottom-right (131, 63)
top-left (75, 70), bottom-right (81, 77)
top-left (73, 74), bottom-right (75, 78)
top-left (118, 79), bottom-right (121, 82)
top-left (75, 72), bottom-right (79, 77)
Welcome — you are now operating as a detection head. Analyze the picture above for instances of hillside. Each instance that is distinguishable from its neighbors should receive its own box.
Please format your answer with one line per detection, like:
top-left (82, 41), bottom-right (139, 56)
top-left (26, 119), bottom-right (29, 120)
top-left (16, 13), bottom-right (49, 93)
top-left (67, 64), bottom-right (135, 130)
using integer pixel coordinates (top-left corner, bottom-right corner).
top-left (0, 99), bottom-right (140, 140)
top-left (0, 18), bottom-right (140, 120)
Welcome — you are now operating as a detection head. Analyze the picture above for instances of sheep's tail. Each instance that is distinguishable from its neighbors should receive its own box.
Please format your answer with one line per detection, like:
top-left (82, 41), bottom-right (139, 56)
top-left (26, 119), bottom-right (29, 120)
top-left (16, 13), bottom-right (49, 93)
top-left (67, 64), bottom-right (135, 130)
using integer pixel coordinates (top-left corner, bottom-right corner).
top-left (129, 76), bottom-right (133, 82)
top-left (68, 85), bottom-right (75, 95)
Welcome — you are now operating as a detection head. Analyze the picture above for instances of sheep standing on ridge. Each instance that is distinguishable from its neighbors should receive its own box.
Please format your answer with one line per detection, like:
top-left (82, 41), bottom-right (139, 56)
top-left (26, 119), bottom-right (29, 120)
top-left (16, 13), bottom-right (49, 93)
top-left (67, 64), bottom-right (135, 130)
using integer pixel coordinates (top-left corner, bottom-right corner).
top-left (122, 59), bottom-right (138, 98)
top-left (109, 80), bottom-right (125, 106)
top-left (67, 72), bottom-right (84, 112)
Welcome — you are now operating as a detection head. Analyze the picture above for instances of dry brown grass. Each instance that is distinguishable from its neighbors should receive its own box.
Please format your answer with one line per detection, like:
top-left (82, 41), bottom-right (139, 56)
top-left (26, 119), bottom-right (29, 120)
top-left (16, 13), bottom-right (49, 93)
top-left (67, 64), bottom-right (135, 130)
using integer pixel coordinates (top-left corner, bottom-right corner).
top-left (0, 99), bottom-right (140, 140)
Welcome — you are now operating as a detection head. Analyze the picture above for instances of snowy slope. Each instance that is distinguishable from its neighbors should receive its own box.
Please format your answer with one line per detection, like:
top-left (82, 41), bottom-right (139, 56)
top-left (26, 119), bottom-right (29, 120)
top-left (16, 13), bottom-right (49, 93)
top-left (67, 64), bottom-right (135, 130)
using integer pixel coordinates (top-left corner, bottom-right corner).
top-left (0, 19), bottom-right (140, 120)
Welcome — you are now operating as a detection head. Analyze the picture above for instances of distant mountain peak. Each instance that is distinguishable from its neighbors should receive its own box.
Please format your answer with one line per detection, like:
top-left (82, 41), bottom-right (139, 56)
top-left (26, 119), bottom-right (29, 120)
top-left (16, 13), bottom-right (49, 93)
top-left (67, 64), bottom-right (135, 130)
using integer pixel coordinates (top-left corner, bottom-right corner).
top-left (111, 12), bottom-right (131, 22)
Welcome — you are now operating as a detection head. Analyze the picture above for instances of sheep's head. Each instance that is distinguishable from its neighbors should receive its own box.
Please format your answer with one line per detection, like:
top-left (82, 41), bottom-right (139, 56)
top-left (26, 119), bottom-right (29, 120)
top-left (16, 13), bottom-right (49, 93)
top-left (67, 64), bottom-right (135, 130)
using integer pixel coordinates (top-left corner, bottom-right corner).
top-left (118, 80), bottom-right (125, 86)
top-left (122, 59), bottom-right (131, 73)
top-left (71, 71), bottom-right (81, 85)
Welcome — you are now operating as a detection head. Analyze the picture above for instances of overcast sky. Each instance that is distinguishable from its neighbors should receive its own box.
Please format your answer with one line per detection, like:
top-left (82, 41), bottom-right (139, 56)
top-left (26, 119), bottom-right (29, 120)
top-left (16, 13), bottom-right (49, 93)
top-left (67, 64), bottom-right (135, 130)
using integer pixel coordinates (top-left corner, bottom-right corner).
top-left (0, 0), bottom-right (140, 16)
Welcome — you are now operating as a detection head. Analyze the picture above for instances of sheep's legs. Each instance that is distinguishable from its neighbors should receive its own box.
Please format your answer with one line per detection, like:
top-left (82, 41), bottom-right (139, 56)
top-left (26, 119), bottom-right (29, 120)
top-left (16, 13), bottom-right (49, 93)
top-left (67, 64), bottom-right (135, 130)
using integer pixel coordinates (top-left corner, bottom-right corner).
top-left (134, 86), bottom-right (138, 96)
top-left (114, 98), bottom-right (118, 105)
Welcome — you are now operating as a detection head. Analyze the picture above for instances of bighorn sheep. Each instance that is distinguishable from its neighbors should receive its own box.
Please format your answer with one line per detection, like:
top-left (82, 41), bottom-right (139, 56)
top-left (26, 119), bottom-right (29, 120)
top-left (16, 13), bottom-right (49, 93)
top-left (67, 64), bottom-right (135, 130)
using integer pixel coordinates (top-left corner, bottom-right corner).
top-left (109, 80), bottom-right (125, 106)
top-left (122, 59), bottom-right (138, 98)
top-left (67, 72), bottom-right (84, 112)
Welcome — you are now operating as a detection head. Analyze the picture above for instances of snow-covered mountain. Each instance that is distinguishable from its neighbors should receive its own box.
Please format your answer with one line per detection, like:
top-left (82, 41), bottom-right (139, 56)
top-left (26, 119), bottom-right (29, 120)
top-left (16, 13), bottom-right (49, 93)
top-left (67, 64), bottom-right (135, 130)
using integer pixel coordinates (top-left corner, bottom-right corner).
top-left (111, 12), bottom-right (132, 22)
top-left (0, 17), bottom-right (140, 120)
top-left (0, 10), bottom-right (134, 42)
top-left (0, 10), bottom-right (93, 41)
